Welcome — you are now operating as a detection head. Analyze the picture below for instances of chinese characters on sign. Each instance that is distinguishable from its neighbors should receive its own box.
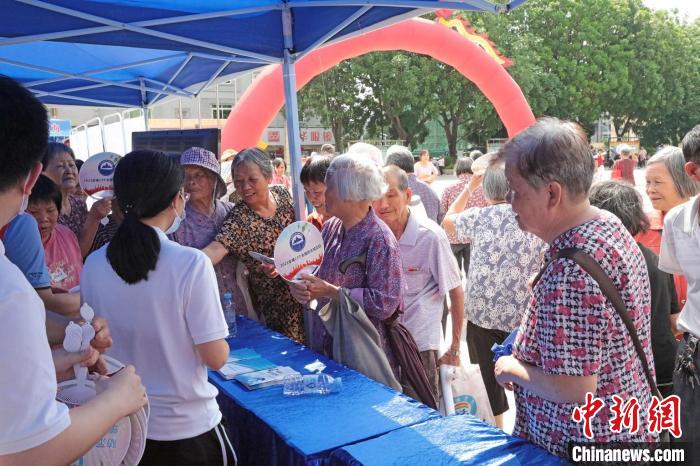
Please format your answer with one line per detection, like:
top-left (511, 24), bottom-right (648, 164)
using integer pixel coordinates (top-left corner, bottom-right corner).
top-left (572, 393), bottom-right (681, 439)
top-left (263, 128), bottom-right (335, 145)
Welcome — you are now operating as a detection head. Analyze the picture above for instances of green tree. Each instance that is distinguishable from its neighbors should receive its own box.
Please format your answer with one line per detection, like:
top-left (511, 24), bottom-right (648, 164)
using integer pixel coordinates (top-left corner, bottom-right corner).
top-left (354, 52), bottom-right (441, 148)
top-left (297, 59), bottom-right (368, 151)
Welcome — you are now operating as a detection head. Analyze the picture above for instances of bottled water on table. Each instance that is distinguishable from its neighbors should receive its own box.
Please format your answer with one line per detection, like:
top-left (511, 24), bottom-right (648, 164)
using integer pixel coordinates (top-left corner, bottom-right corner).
top-left (222, 291), bottom-right (236, 338)
top-left (283, 373), bottom-right (342, 396)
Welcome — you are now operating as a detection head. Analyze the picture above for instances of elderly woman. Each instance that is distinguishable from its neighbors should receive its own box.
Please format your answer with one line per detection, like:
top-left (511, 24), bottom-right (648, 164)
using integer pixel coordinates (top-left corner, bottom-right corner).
top-left (639, 146), bottom-right (699, 314)
top-left (590, 180), bottom-right (679, 398)
top-left (288, 154), bottom-right (404, 376)
top-left (26, 175), bottom-right (83, 293)
top-left (203, 148), bottom-right (304, 342)
top-left (442, 161), bottom-right (546, 429)
top-left (169, 147), bottom-right (241, 310)
top-left (414, 149), bottom-right (438, 184)
top-left (439, 157), bottom-right (473, 274)
top-left (300, 154), bottom-right (332, 231)
top-left (42, 143), bottom-right (111, 258)
top-left (493, 118), bottom-right (657, 458)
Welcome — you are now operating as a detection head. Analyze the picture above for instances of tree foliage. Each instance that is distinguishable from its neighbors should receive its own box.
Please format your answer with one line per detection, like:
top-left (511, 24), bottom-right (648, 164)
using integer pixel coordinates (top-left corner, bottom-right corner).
top-left (298, 0), bottom-right (700, 152)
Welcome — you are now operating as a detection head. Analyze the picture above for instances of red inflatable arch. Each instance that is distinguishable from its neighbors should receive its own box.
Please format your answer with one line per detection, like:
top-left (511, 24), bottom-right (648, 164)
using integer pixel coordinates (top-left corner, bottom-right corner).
top-left (222, 17), bottom-right (535, 151)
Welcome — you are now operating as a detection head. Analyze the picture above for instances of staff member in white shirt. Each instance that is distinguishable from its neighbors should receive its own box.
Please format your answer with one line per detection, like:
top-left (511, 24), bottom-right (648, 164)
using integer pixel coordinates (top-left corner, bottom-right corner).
top-left (0, 76), bottom-right (146, 465)
top-left (81, 149), bottom-right (234, 466)
top-left (373, 166), bottom-right (464, 400)
top-left (659, 124), bottom-right (700, 446)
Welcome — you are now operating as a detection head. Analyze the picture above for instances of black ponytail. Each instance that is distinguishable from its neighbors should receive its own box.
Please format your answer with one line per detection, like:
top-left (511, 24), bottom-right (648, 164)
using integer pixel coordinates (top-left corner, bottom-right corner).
top-left (107, 150), bottom-right (183, 284)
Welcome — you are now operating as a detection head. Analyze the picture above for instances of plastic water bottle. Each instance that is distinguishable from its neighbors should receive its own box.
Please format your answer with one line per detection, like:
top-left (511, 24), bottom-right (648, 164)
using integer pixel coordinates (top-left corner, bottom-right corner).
top-left (222, 291), bottom-right (236, 338)
top-left (283, 373), bottom-right (342, 396)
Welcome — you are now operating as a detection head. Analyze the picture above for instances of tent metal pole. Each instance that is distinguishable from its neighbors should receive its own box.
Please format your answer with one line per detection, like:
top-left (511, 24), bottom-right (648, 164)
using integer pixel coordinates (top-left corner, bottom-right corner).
top-left (294, 5), bottom-right (372, 60)
top-left (30, 89), bottom-right (129, 107)
top-left (281, 7), bottom-right (305, 221)
top-left (15, 0), bottom-right (281, 62)
top-left (150, 54), bottom-right (193, 105)
top-left (197, 95), bottom-right (202, 128)
top-left (143, 106), bottom-right (150, 131)
top-left (216, 84), bottom-right (221, 128)
top-left (24, 55), bottom-right (187, 87)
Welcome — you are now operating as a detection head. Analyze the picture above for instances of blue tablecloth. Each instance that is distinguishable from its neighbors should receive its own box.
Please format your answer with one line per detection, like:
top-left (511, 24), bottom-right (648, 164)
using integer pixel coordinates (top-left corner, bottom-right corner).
top-left (329, 415), bottom-right (569, 465)
top-left (209, 317), bottom-right (439, 466)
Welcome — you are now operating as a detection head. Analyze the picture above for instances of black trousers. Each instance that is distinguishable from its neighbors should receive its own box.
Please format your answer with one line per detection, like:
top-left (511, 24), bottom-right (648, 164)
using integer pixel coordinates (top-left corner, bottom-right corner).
top-left (450, 243), bottom-right (471, 275)
top-left (466, 321), bottom-right (510, 417)
top-left (139, 421), bottom-right (237, 466)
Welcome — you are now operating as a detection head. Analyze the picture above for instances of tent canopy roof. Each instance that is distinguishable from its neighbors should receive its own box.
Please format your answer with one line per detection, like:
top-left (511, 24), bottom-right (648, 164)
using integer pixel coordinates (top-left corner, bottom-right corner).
top-left (1, 0), bottom-right (525, 108)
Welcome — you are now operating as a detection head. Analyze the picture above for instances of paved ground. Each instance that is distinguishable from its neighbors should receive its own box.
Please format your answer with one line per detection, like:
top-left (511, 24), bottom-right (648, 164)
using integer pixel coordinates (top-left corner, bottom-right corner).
top-left (436, 167), bottom-right (650, 434)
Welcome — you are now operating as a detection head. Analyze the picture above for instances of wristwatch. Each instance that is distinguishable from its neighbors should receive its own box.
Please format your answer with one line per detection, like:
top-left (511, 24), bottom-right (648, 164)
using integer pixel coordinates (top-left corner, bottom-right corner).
top-left (447, 348), bottom-right (460, 357)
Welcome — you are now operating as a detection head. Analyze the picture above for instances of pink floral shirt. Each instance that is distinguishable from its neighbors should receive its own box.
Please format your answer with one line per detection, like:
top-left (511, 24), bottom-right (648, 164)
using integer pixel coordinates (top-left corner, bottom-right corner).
top-left (44, 223), bottom-right (82, 292)
top-left (512, 211), bottom-right (657, 457)
top-left (439, 176), bottom-right (487, 244)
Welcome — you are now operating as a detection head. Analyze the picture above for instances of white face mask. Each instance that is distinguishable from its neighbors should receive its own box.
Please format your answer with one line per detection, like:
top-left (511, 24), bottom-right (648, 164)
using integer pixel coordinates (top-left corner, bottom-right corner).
top-left (164, 192), bottom-right (187, 235)
top-left (12, 175), bottom-right (31, 222)
top-left (19, 193), bottom-right (29, 213)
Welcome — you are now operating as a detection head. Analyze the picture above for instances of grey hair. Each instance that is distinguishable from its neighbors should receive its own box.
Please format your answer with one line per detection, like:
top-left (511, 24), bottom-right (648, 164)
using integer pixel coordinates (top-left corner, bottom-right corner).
top-left (382, 165), bottom-right (409, 192)
top-left (499, 117), bottom-right (594, 197)
top-left (231, 148), bottom-right (273, 179)
top-left (647, 146), bottom-right (700, 198)
top-left (347, 142), bottom-right (383, 167)
top-left (385, 145), bottom-right (414, 173)
top-left (469, 150), bottom-right (483, 160)
top-left (454, 157), bottom-right (473, 176)
top-left (326, 154), bottom-right (386, 202)
top-left (482, 161), bottom-right (509, 201)
top-left (589, 180), bottom-right (649, 236)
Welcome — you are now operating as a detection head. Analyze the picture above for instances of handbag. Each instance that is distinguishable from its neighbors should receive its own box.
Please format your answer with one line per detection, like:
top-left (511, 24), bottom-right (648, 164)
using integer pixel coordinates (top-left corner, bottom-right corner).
top-left (440, 363), bottom-right (496, 424)
top-left (339, 251), bottom-right (439, 409)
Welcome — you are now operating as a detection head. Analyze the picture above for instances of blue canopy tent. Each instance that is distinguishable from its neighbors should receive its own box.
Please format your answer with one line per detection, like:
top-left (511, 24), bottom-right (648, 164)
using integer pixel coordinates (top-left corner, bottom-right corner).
top-left (0, 0), bottom-right (526, 219)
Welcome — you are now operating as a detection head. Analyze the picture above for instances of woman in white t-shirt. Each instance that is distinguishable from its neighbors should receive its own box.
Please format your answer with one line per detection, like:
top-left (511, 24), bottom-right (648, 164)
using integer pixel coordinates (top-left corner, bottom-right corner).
top-left (0, 75), bottom-right (146, 466)
top-left (414, 149), bottom-right (438, 184)
top-left (81, 150), bottom-right (235, 466)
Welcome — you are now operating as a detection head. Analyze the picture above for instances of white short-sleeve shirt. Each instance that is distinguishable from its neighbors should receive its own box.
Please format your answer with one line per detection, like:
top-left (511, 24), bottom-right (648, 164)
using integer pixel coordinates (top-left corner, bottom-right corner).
top-left (0, 240), bottom-right (70, 455)
top-left (659, 195), bottom-right (700, 338)
top-left (399, 212), bottom-right (462, 352)
top-left (81, 228), bottom-right (228, 441)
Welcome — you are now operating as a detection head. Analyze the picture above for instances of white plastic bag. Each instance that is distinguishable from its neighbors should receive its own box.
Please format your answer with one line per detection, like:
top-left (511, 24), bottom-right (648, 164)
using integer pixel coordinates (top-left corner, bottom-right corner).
top-left (440, 363), bottom-right (496, 425)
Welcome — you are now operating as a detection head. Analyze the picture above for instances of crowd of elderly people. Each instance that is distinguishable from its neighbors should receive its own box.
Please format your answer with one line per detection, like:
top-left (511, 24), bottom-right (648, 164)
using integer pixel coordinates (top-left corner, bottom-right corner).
top-left (5, 71), bottom-right (699, 464)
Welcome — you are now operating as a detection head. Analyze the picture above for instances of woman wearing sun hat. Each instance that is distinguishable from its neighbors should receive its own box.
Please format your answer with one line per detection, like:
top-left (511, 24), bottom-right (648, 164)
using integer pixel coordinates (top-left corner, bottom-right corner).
top-left (170, 147), bottom-right (244, 313)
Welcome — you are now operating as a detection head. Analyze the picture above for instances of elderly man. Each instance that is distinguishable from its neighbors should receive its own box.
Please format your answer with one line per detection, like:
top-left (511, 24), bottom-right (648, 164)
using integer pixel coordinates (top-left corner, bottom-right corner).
top-left (373, 165), bottom-right (464, 400)
top-left (660, 124), bottom-right (700, 447)
top-left (386, 145), bottom-right (444, 224)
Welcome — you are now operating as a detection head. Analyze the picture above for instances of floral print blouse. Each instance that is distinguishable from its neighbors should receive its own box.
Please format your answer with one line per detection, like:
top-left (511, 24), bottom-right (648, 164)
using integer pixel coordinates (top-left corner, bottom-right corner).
top-left (215, 185), bottom-right (304, 342)
top-left (313, 209), bottom-right (405, 377)
top-left (512, 211), bottom-right (657, 458)
top-left (58, 194), bottom-right (88, 240)
top-left (455, 203), bottom-right (545, 331)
